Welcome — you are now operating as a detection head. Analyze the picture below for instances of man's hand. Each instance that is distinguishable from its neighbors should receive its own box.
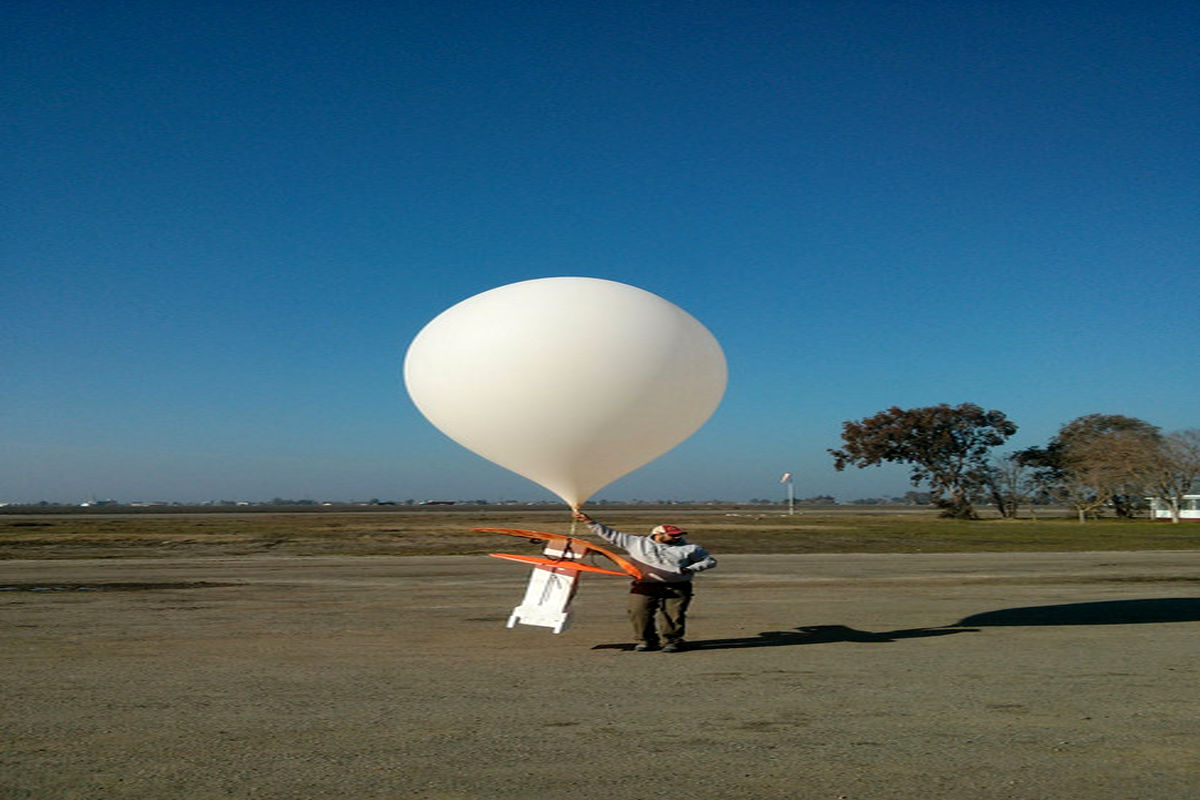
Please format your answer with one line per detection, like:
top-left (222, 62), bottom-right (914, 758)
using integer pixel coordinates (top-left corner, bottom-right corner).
top-left (571, 509), bottom-right (593, 524)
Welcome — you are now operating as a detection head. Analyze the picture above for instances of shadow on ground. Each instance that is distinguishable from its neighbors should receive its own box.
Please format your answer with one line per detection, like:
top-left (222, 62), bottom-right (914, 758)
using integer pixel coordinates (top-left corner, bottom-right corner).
top-left (591, 597), bottom-right (1200, 652)
top-left (953, 597), bottom-right (1200, 627)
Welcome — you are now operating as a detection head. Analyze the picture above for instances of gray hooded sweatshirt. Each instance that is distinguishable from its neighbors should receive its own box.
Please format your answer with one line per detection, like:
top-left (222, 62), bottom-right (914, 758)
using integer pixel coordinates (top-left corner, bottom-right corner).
top-left (587, 521), bottom-right (717, 583)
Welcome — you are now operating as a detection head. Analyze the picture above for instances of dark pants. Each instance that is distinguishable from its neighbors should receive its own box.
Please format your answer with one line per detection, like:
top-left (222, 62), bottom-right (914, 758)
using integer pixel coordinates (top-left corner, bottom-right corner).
top-left (628, 581), bottom-right (693, 645)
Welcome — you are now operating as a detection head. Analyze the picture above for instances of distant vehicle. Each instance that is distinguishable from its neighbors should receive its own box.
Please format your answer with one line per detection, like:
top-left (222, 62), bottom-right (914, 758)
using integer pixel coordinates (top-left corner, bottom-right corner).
top-left (419, 500), bottom-right (456, 505)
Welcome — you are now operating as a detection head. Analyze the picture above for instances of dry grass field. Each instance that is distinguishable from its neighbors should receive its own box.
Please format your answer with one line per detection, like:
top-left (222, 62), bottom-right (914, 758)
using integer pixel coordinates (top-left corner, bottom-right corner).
top-left (3, 506), bottom-right (1200, 560)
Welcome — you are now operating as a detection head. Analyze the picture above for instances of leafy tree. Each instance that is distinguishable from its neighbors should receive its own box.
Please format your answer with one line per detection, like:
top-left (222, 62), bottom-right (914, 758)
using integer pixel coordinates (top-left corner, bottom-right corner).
top-left (829, 403), bottom-right (1018, 519)
top-left (1009, 442), bottom-right (1064, 502)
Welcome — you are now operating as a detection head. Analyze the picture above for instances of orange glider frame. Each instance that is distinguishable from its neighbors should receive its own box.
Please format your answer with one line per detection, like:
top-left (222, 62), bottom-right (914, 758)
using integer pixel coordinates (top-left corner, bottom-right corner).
top-left (477, 528), bottom-right (642, 633)
top-left (477, 528), bottom-right (644, 580)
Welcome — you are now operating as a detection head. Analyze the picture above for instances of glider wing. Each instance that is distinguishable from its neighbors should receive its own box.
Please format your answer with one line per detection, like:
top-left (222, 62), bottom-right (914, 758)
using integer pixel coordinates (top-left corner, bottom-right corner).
top-left (476, 528), bottom-right (643, 580)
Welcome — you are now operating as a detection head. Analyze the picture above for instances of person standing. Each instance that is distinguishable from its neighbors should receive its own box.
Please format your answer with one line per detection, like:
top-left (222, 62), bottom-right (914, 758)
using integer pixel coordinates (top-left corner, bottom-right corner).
top-left (572, 510), bottom-right (716, 652)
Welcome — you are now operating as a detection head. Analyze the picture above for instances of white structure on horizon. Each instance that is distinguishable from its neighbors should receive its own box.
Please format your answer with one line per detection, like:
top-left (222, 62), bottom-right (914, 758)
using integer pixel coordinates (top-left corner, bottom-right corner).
top-left (1148, 494), bottom-right (1200, 521)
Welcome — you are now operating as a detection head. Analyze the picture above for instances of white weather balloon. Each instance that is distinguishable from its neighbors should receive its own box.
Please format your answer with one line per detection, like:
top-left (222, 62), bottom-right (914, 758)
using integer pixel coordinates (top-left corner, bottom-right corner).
top-left (403, 277), bottom-right (727, 507)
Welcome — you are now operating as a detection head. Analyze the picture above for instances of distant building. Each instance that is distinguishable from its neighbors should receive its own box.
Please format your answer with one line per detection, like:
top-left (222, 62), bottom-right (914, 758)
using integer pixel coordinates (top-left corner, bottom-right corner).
top-left (1148, 495), bottom-right (1200, 521)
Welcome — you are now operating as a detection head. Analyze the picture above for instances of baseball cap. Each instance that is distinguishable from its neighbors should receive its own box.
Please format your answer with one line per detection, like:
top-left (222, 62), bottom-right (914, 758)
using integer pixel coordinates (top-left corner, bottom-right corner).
top-left (652, 524), bottom-right (687, 537)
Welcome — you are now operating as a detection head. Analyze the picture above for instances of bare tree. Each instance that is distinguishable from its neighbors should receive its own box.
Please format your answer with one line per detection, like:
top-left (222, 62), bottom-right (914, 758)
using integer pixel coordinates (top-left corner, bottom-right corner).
top-left (1016, 414), bottom-right (1163, 522)
top-left (1059, 431), bottom-right (1156, 523)
top-left (1058, 415), bottom-right (1161, 517)
top-left (983, 455), bottom-right (1027, 519)
top-left (1142, 429), bottom-right (1200, 523)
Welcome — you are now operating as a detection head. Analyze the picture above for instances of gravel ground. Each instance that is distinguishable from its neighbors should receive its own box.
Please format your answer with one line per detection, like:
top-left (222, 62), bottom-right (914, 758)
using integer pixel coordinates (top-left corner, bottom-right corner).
top-left (2, 551), bottom-right (1198, 799)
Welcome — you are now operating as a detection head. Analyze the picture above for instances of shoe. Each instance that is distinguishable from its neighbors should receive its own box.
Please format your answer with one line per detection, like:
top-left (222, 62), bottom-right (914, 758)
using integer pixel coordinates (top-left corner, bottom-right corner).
top-left (661, 641), bottom-right (685, 652)
top-left (633, 643), bottom-right (659, 652)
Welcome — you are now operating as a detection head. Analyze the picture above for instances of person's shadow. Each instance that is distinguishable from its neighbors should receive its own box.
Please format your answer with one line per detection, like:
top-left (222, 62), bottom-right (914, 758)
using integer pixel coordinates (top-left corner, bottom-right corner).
top-left (591, 597), bottom-right (1200, 651)
top-left (592, 625), bottom-right (969, 651)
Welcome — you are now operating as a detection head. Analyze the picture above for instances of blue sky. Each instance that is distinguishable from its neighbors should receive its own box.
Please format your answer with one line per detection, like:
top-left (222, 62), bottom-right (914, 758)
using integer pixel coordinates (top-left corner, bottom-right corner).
top-left (4, 1), bottom-right (1197, 504)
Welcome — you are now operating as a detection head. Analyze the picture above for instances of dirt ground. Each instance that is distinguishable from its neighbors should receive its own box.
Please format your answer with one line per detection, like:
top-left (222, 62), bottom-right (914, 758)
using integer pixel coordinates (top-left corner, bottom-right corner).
top-left (2, 551), bottom-right (1198, 799)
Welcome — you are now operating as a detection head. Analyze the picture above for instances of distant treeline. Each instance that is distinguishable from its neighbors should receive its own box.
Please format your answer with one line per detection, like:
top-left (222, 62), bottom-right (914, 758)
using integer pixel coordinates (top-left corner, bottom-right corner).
top-left (830, 404), bottom-right (1199, 522)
